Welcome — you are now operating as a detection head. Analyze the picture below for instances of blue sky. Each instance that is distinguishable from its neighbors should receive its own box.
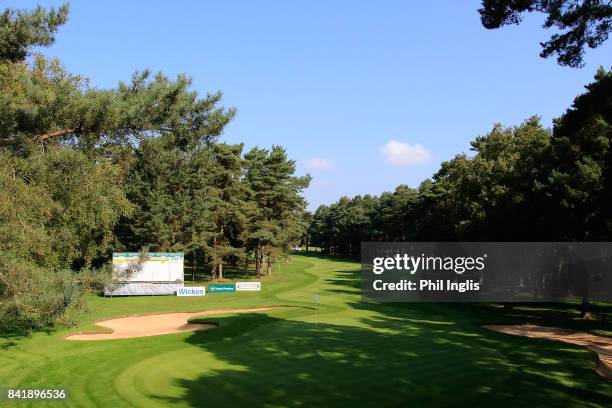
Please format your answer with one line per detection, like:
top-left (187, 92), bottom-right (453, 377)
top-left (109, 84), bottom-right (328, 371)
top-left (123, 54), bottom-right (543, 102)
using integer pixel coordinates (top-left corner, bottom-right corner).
top-left (10, 1), bottom-right (612, 209)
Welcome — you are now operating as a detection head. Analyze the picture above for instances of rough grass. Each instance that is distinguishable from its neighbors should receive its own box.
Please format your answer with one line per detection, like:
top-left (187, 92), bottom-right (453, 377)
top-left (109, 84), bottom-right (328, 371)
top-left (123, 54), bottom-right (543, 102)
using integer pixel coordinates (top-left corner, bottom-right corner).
top-left (1, 253), bottom-right (611, 407)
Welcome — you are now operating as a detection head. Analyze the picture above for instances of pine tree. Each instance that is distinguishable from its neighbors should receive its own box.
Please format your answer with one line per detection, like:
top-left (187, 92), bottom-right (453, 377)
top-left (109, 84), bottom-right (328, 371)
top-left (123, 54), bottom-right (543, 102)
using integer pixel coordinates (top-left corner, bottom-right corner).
top-left (244, 146), bottom-right (311, 275)
top-left (204, 143), bottom-right (250, 280)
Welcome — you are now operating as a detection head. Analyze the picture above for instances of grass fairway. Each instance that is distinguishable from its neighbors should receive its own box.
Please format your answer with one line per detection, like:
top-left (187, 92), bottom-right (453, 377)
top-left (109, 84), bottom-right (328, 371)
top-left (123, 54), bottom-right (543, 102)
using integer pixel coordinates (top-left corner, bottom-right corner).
top-left (1, 253), bottom-right (612, 407)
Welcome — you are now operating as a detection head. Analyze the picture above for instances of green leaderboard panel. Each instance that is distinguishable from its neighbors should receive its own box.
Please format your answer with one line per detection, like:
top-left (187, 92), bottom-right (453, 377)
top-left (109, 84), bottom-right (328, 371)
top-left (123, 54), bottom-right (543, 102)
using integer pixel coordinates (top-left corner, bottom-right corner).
top-left (208, 284), bottom-right (236, 293)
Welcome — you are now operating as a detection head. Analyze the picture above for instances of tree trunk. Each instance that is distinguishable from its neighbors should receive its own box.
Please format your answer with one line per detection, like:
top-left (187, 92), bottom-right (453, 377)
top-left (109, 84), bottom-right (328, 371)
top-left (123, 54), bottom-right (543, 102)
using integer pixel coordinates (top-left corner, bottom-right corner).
top-left (255, 245), bottom-right (262, 277)
top-left (37, 127), bottom-right (77, 141)
top-left (217, 225), bottom-right (224, 280)
top-left (80, 239), bottom-right (91, 269)
top-left (212, 235), bottom-right (217, 280)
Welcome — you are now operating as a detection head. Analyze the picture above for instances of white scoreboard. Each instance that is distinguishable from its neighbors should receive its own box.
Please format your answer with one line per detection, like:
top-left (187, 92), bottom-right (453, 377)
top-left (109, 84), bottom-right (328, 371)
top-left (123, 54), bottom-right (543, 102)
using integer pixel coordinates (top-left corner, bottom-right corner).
top-left (112, 252), bottom-right (184, 283)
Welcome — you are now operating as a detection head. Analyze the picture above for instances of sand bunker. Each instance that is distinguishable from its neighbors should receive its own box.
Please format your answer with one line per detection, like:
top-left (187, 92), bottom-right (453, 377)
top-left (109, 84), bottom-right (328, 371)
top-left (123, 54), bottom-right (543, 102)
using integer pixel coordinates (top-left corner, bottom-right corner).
top-left (66, 307), bottom-right (277, 341)
top-left (485, 324), bottom-right (612, 380)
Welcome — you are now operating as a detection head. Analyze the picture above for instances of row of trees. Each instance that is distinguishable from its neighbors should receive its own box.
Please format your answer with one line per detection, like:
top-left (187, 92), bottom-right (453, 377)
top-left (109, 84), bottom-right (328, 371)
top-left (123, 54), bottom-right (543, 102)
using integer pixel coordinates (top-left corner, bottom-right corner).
top-left (119, 139), bottom-right (310, 279)
top-left (308, 67), bottom-right (611, 254)
top-left (0, 5), bottom-right (309, 329)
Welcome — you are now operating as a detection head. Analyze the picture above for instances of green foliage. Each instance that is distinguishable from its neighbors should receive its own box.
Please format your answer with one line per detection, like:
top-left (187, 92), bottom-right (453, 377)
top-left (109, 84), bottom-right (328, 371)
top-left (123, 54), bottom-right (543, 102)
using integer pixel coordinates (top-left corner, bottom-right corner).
top-left (379, 185), bottom-right (419, 241)
top-left (0, 3), bottom-right (69, 63)
top-left (0, 151), bottom-right (57, 265)
top-left (0, 144), bottom-right (131, 328)
top-left (0, 57), bottom-right (236, 154)
top-left (541, 67), bottom-right (612, 239)
top-left (3, 2), bottom-right (608, 333)
top-left (244, 146), bottom-right (311, 274)
top-left (119, 137), bottom-right (207, 253)
top-left (204, 143), bottom-right (250, 278)
top-left (479, 0), bottom-right (611, 67)
top-left (309, 69), bottom-right (611, 254)
top-left (0, 55), bottom-right (87, 152)
top-left (0, 147), bottom-right (132, 269)
top-left (0, 3), bottom-right (247, 330)
top-left (106, 70), bottom-right (236, 150)
top-left (309, 188), bottom-right (418, 255)
top-left (420, 116), bottom-right (552, 240)
top-left (110, 141), bottom-right (313, 281)
top-left (0, 3), bottom-right (311, 331)
top-left (0, 252), bottom-right (81, 329)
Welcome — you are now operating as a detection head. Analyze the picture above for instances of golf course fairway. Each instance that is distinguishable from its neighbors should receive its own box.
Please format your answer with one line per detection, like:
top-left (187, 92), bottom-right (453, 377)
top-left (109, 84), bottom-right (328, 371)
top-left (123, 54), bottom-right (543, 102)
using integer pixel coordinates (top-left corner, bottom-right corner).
top-left (1, 253), bottom-right (612, 407)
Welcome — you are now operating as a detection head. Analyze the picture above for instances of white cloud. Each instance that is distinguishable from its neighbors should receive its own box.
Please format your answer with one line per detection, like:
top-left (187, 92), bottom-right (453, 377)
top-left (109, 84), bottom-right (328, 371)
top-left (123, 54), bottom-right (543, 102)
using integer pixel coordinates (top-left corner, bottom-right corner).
top-left (380, 140), bottom-right (431, 167)
top-left (303, 157), bottom-right (334, 171)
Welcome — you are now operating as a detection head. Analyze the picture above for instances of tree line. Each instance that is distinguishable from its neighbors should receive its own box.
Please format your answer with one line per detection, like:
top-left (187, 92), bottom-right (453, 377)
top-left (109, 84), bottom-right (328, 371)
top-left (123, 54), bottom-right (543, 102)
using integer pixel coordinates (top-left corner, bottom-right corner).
top-left (1, 3), bottom-right (609, 330)
top-left (308, 68), bottom-right (612, 255)
top-left (0, 5), bottom-right (309, 329)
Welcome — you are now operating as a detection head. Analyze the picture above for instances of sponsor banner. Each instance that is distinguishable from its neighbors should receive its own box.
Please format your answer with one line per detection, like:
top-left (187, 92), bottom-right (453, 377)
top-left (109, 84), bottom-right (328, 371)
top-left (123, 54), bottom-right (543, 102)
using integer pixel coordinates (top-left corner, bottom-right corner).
top-left (208, 284), bottom-right (236, 293)
top-left (105, 283), bottom-right (182, 296)
top-left (362, 242), bottom-right (612, 302)
top-left (235, 282), bottom-right (261, 291)
top-left (177, 286), bottom-right (206, 296)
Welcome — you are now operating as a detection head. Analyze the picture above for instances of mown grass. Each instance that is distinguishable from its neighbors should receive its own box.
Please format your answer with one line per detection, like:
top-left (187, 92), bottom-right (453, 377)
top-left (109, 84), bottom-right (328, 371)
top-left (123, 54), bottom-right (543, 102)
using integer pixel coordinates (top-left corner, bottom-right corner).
top-left (1, 253), bottom-right (611, 407)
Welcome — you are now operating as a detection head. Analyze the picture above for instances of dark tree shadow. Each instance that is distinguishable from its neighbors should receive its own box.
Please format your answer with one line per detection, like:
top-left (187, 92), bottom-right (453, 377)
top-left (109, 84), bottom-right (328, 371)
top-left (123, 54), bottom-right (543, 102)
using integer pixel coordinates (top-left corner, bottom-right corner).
top-left (150, 252), bottom-right (612, 407)
top-left (0, 325), bottom-right (54, 350)
top-left (323, 269), bottom-right (362, 295)
top-left (154, 310), bottom-right (612, 407)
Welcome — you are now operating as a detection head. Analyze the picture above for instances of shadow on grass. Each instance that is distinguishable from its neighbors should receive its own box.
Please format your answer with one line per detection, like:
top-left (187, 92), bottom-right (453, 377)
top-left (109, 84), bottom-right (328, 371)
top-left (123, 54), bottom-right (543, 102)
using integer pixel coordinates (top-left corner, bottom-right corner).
top-left (298, 251), bottom-right (612, 336)
top-left (0, 325), bottom-right (56, 350)
top-left (323, 269), bottom-right (362, 295)
top-left (293, 252), bottom-right (363, 295)
top-left (155, 310), bottom-right (612, 407)
top-left (146, 251), bottom-right (612, 406)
